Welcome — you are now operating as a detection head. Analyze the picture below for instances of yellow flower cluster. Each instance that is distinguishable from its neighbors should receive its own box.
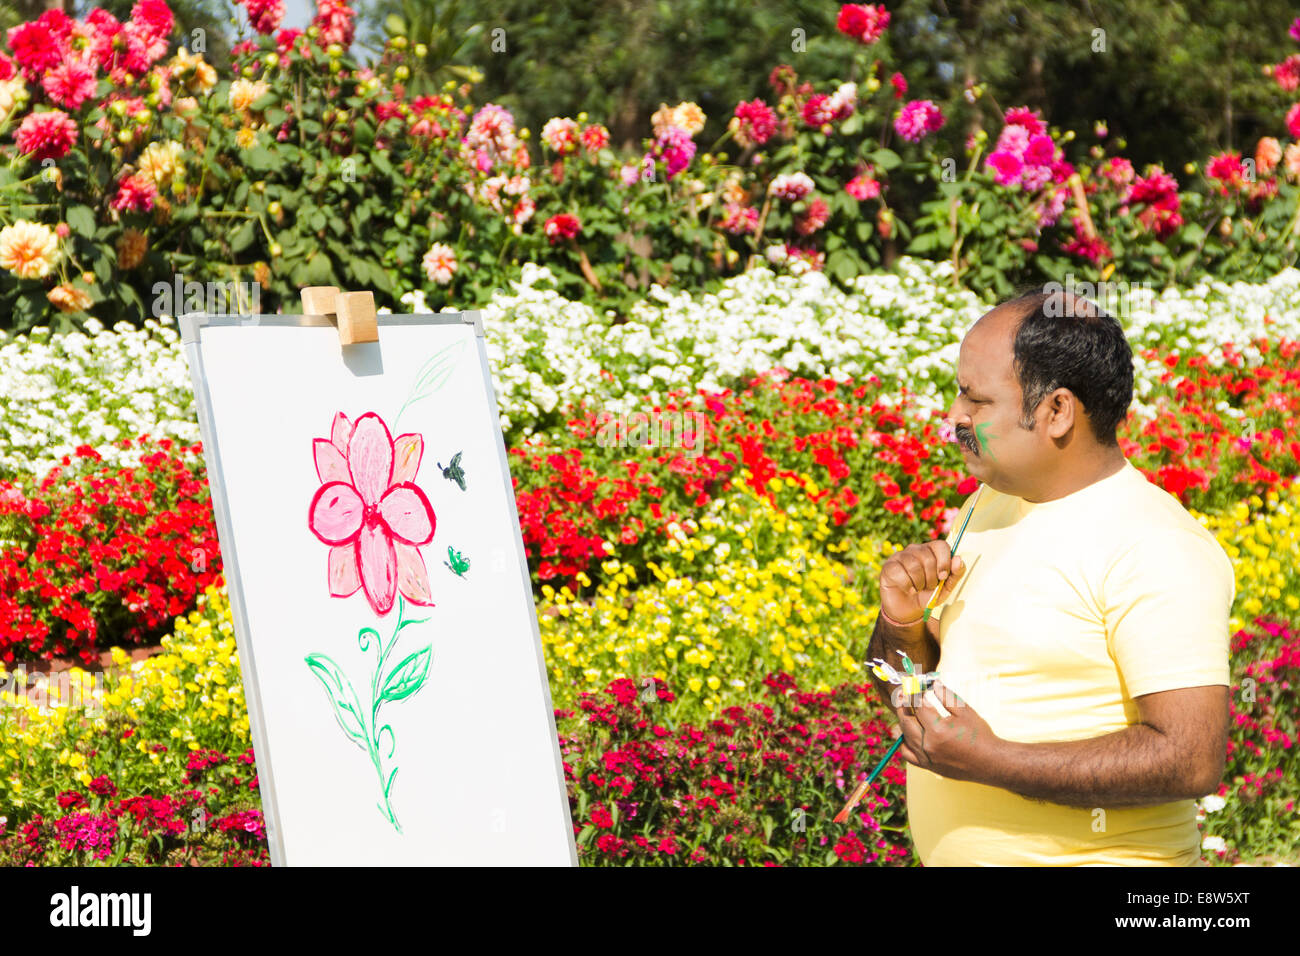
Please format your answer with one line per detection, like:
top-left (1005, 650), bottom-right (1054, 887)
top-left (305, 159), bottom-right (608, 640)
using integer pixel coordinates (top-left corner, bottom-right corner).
top-left (1197, 488), bottom-right (1300, 633)
top-left (0, 584), bottom-right (249, 805)
top-left (538, 478), bottom-right (883, 717)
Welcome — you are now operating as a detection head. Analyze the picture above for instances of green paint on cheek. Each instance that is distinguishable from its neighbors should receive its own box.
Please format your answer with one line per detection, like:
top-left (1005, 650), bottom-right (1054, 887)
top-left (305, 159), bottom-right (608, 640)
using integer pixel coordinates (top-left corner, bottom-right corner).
top-left (974, 421), bottom-right (999, 461)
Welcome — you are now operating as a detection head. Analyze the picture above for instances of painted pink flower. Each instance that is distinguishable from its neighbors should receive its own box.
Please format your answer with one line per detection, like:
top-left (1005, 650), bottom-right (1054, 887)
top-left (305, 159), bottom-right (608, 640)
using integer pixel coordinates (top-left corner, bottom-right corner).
top-left (308, 412), bottom-right (436, 616)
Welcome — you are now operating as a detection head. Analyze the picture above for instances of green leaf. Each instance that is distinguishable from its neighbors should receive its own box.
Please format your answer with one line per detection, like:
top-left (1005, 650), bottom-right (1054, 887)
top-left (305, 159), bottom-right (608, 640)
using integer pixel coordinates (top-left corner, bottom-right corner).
top-left (265, 108), bottom-right (288, 127)
top-left (304, 653), bottom-right (369, 748)
top-left (250, 91), bottom-right (279, 112)
top-left (66, 205), bottom-right (96, 237)
top-left (230, 219), bottom-right (256, 253)
top-left (871, 148), bottom-right (902, 170)
top-left (379, 646), bottom-right (433, 703)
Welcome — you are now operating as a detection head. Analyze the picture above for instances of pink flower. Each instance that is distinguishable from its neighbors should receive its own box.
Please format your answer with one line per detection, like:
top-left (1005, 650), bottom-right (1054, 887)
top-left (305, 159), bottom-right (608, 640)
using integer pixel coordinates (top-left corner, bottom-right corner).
top-left (541, 116), bottom-right (580, 155)
top-left (890, 72), bottom-right (907, 99)
top-left (987, 149), bottom-right (1023, 186)
top-left (308, 412), bottom-right (436, 616)
top-left (239, 0), bottom-right (285, 35)
top-left (845, 171), bottom-right (881, 200)
top-left (1003, 106), bottom-right (1045, 137)
top-left (1274, 55), bottom-right (1300, 93)
top-left (312, 0), bottom-right (356, 49)
top-left (1100, 157), bottom-right (1135, 187)
top-left (15, 111), bottom-right (78, 161)
top-left (6, 12), bottom-right (72, 81)
top-left (894, 99), bottom-right (944, 142)
top-left (581, 124), bottom-right (609, 153)
top-left (109, 172), bottom-right (157, 213)
top-left (653, 125), bottom-right (695, 178)
top-left (1205, 151), bottom-right (1246, 193)
top-left (276, 27), bottom-right (307, 57)
top-left (42, 58), bottom-right (98, 111)
top-left (0, 51), bottom-right (14, 81)
top-left (84, 10), bottom-right (124, 72)
top-left (544, 213), bottom-right (581, 243)
top-left (122, 20), bottom-right (170, 74)
top-left (795, 196), bottom-right (830, 235)
top-left (836, 4), bottom-right (890, 45)
top-left (464, 103), bottom-right (518, 166)
top-left (130, 0), bottom-right (174, 39)
top-left (1290, 17), bottom-right (1300, 41)
top-left (802, 93), bottom-right (835, 127)
top-left (1287, 103), bottom-right (1300, 141)
top-left (732, 99), bottom-right (776, 147)
top-left (1024, 133), bottom-right (1055, 167)
top-left (720, 203), bottom-right (758, 235)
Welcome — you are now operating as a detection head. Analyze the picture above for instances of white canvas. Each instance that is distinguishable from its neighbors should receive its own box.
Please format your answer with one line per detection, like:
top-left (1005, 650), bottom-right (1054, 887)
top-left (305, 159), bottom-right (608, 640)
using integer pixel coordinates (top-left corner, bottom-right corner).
top-left (183, 314), bottom-right (576, 865)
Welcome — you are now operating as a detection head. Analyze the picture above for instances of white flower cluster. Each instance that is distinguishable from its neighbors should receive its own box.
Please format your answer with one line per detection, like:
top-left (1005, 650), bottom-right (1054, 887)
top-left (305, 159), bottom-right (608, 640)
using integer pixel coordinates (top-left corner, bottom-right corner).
top-left (0, 317), bottom-right (200, 480)
top-left (6, 260), bottom-right (1300, 480)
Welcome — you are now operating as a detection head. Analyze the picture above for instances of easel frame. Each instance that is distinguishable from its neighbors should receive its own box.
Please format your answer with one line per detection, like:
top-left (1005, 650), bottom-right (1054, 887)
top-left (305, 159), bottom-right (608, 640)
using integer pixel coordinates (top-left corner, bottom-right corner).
top-left (179, 308), bottom-right (577, 866)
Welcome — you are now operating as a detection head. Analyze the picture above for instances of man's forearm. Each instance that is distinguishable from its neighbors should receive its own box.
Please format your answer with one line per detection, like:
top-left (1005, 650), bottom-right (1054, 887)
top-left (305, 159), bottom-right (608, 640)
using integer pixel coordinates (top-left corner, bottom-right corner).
top-left (978, 724), bottom-right (1205, 809)
top-left (865, 612), bottom-right (938, 705)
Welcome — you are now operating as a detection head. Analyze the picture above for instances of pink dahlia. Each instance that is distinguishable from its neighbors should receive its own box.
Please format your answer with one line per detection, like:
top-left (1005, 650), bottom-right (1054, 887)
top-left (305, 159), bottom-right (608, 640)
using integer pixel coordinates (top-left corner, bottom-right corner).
top-left (109, 172), bottom-right (157, 213)
top-left (122, 21), bottom-right (170, 74)
top-left (131, 0), bottom-right (174, 39)
top-left (894, 99), bottom-right (944, 142)
top-left (732, 99), bottom-right (776, 147)
top-left (1205, 151), bottom-right (1246, 193)
top-left (654, 125), bottom-right (696, 178)
top-left (541, 116), bottom-right (580, 155)
top-left (15, 111), bottom-right (78, 162)
top-left (845, 170), bottom-right (881, 200)
top-left (802, 93), bottom-right (835, 127)
top-left (312, 0), bottom-right (356, 49)
top-left (795, 196), bottom-right (830, 236)
top-left (720, 203), bottom-right (758, 235)
top-left (1288, 103), bottom-right (1300, 141)
top-left (6, 12), bottom-right (72, 81)
top-left (276, 27), bottom-right (307, 58)
top-left (0, 52), bottom-right (13, 81)
top-left (544, 213), bottom-right (581, 243)
top-left (1274, 55), bottom-right (1300, 93)
top-left (890, 72), bottom-right (907, 100)
top-left (42, 58), bottom-right (99, 111)
top-left (581, 123), bottom-right (609, 152)
top-left (1003, 106), bottom-right (1046, 137)
top-left (836, 4), bottom-right (890, 45)
top-left (84, 10), bottom-right (124, 72)
top-left (1291, 17), bottom-right (1300, 42)
top-left (308, 412), bottom-right (436, 616)
top-left (240, 0), bottom-right (285, 35)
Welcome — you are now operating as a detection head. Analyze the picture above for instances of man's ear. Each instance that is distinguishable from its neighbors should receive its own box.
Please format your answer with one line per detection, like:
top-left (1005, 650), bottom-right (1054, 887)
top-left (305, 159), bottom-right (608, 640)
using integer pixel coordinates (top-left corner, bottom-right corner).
top-left (1046, 388), bottom-right (1076, 440)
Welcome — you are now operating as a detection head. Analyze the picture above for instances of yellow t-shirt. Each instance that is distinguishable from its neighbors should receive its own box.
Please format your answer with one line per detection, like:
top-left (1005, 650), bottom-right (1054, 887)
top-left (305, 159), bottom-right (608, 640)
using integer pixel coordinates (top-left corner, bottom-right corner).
top-left (907, 458), bottom-right (1235, 866)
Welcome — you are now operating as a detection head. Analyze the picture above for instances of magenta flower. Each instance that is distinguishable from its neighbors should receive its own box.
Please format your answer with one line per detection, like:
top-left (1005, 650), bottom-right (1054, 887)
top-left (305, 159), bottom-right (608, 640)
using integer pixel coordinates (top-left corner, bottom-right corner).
top-left (308, 411), bottom-right (436, 616)
top-left (894, 100), bottom-right (945, 143)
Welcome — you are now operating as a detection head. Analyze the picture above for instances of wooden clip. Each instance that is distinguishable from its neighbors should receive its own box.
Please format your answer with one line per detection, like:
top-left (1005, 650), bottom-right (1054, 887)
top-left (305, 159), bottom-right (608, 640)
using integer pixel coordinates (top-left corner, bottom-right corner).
top-left (335, 291), bottom-right (379, 345)
top-left (300, 286), bottom-right (378, 346)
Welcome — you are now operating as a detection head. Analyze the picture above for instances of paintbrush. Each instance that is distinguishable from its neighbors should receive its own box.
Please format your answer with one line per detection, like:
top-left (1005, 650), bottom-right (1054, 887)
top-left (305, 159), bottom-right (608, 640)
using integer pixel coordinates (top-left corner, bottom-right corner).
top-left (832, 483), bottom-right (983, 825)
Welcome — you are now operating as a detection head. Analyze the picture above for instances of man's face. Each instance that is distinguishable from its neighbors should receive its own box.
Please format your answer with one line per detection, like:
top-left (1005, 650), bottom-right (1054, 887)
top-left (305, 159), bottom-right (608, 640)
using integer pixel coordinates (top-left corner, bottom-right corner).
top-left (947, 307), bottom-right (1049, 496)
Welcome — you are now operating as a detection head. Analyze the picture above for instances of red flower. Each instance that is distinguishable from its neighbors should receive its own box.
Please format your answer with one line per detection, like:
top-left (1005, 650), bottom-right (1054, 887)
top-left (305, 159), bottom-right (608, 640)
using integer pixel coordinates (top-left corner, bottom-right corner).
top-left (544, 213), bottom-right (581, 244)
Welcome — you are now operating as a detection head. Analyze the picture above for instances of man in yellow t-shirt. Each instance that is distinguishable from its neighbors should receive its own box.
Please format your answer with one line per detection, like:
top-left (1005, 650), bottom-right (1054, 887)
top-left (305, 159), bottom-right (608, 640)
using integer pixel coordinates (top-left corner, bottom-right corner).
top-left (865, 285), bottom-right (1234, 866)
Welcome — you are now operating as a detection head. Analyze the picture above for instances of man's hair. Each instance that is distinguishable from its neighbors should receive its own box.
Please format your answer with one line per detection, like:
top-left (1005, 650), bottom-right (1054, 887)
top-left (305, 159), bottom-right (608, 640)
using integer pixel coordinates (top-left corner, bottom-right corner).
top-left (997, 283), bottom-right (1134, 446)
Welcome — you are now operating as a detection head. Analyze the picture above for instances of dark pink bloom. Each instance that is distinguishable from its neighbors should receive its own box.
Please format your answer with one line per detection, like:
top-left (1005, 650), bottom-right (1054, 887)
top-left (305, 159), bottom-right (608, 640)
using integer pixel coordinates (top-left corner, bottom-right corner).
top-left (42, 58), bottom-right (99, 111)
top-left (890, 72), bottom-right (907, 99)
top-left (544, 213), bottom-right (582, 243)
top-left (109, 172), bottom-right (157, 213)
top-left (836, 4), bottom-right (890, 45)
top-left (15, 110), bottom-right (78, 161)
top-left (308, 412), bottom-right (436, 616)
top-left (894, 100), bottom-right (944, 142)
top-left (1003, 106), bottom-right (1045, 136)
top-left (6, 11), bottom-right (72, 81)
top-left (732, 99), bottom-right (776, 147)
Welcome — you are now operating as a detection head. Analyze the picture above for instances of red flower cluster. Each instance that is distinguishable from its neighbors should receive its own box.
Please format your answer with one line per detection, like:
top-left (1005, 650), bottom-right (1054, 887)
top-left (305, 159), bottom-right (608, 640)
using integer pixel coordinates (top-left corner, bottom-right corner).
top-left (0, 437), bottom-right (221, 663)
top-left (560, 672), bottom-right (913, 866)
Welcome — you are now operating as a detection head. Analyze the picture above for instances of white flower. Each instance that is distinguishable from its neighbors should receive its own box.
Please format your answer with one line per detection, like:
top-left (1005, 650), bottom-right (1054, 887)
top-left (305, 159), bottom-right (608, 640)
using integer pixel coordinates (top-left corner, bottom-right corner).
top-left (1202, 835), bottom-right (1227, 853)
top-left (1199, 794), bottom-right (1227, 813)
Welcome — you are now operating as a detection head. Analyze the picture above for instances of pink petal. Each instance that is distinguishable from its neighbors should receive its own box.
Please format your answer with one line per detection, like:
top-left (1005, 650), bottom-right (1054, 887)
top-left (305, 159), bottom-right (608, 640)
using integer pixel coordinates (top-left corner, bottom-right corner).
top-left (393, 433), bottom-right (423, 484)
top-left (313, 438), bottom-right (350, 484)
top-left (357, 522), bottom-right (398, 616)
top-left (309, 482), bottom-right (363, 544)
top-left (379, 483), bottom-right (436, 545)
top-left (328, 545), bottom-right (361, 597)
top-left (330, 412), bottom-right (353, 456)
top-left (348, 413), bottom-right (394, 506)
top-left (395, 543), bottom-right (434, 606)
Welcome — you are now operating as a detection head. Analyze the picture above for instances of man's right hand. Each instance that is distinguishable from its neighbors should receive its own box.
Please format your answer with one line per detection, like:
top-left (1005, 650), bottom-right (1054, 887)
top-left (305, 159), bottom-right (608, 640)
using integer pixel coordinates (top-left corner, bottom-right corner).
top-left (879, 540), bottom-right (966, 627)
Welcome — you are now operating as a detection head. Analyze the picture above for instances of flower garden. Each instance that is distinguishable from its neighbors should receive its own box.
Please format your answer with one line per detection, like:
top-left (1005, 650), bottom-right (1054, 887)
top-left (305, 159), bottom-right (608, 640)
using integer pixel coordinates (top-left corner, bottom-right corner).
top-left (1, 2), bottom-right (1300, 866)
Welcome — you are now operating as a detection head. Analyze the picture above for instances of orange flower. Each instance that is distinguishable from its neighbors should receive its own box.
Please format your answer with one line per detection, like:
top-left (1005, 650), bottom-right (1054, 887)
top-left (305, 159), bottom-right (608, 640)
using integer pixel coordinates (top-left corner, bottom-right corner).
top-left (47, 283), bottom-right (93, 313)
top-left (116, 228), bottom-right (148, 270)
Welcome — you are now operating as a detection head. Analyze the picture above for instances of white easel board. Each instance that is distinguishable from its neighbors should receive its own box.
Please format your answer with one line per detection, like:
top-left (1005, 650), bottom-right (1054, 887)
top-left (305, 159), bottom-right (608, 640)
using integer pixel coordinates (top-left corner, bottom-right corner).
top-left (181, 310), bottom-right (576, 866)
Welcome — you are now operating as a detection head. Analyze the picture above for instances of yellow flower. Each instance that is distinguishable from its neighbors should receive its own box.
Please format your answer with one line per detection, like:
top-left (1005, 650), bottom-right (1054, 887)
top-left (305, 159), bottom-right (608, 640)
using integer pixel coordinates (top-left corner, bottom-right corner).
top-left (236, 125), bottom-right (258, 149)
top-left (138, 139), bottom-right (184, 186)
top-left (229, 78), bottom-right (269, 112)
top-left (0, 220), bottom-right (60, 279)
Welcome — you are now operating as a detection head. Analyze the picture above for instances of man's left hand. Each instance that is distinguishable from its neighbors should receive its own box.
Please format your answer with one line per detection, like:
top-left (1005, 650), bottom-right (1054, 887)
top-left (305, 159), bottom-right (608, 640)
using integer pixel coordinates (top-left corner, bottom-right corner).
top-left (893, 678), bottom-right (1000, 782)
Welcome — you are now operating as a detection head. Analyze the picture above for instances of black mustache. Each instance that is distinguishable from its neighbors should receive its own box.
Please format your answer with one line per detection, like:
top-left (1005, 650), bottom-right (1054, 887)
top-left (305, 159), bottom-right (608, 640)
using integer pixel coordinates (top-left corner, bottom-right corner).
top-left (955, 427), bottom-right (979, 452)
